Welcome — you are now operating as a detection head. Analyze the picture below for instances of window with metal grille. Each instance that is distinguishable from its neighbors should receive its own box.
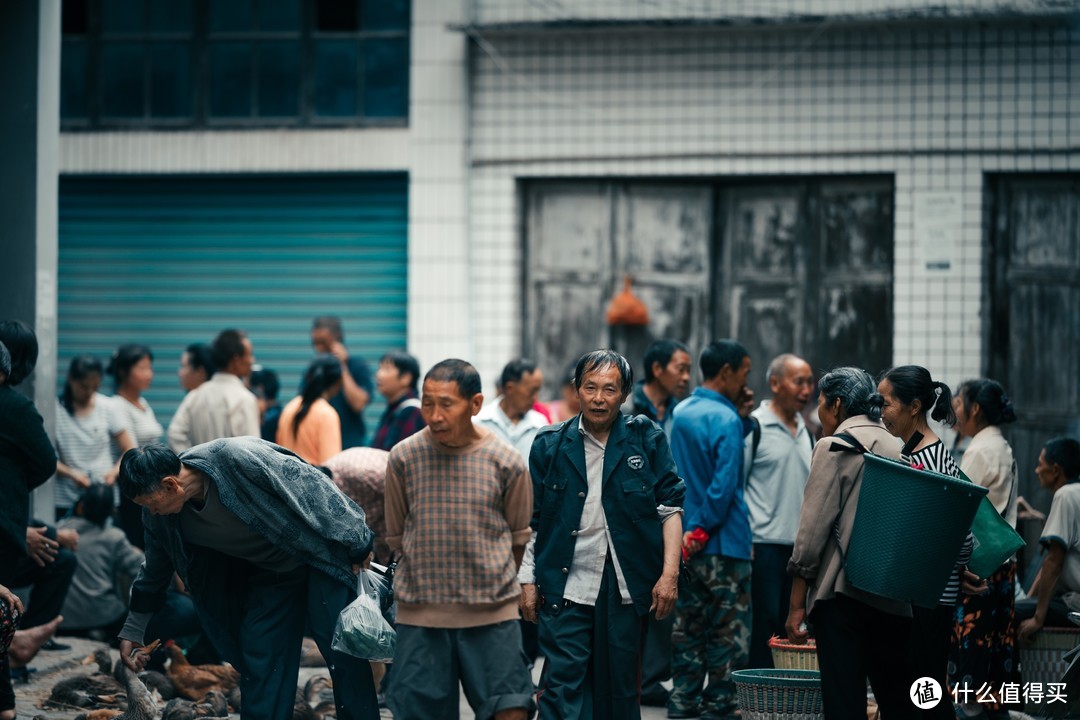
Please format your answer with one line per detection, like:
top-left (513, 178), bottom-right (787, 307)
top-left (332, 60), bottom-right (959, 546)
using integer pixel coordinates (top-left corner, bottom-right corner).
top-left (61, 0), bottom-right (410, 129)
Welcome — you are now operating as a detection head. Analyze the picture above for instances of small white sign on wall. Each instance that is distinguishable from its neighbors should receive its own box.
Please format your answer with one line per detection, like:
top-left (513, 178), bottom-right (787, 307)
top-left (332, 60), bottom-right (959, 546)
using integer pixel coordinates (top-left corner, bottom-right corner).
top-left (914, 192), bottom-right (962, 272)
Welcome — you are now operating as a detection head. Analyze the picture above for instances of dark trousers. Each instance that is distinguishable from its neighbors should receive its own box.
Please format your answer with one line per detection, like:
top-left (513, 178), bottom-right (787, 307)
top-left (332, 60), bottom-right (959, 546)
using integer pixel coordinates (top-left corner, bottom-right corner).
top-left (537, 558), bottom-right (645, 720)
top-left (0, 548), bottom-right (77, 629)
top-left (811, 594), bottom-right (917, 720)
top-left (640, 611), bottom-right (675, 696)
top-left (909, 604), bottom-right (956, 720)
top-left (189, 553), bottom-right (378, 720)
top-left (749, 543), bottom-right (794, 669)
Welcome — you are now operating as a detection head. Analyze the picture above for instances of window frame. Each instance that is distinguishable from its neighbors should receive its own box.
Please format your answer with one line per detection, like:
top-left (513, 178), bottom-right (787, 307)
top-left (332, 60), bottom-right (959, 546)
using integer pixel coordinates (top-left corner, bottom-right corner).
top-left (61, 0), bottom-right (410, 130)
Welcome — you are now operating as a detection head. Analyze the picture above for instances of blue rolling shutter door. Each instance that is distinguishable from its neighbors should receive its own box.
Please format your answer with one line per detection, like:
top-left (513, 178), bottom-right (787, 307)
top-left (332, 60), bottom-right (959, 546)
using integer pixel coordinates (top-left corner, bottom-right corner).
top-left (58, 174), bottom-right (408, 429)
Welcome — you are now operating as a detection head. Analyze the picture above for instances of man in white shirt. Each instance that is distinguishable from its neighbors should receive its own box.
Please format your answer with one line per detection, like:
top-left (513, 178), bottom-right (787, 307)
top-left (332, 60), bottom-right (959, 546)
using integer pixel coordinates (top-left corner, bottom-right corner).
top-left (475, 358), bottom-right (547, 460)
top-left (167, 329), bottom-right (259, 452)
top-left (743, 353), bottom-right (815, 668)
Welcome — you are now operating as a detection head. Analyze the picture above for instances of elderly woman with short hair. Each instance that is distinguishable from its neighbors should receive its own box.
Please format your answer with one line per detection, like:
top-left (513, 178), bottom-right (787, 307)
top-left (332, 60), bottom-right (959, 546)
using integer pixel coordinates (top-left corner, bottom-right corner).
top-left (785, 367), bottom-right (917, 720)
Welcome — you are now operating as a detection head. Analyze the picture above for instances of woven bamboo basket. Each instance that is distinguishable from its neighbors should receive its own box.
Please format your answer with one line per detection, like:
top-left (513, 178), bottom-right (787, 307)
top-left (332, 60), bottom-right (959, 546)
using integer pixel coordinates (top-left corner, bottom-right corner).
top-left (732, 668), bottom-right (824, 720)
top-left (768, 636), bottom-right (819, 671)
top-left (1020, 626), bottom-right (1080, 711)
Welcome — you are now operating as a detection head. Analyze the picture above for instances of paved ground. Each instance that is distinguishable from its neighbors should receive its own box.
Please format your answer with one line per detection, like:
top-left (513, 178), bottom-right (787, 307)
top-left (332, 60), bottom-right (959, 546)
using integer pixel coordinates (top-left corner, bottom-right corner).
top-left (10, 640), bottom-right (673, 719)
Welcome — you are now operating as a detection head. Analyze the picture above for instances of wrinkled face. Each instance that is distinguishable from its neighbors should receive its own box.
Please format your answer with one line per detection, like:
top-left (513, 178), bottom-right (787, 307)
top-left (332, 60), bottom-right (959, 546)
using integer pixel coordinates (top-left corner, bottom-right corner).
top-left (132, 478), bottom-right (186, 516)
top-left (818, 392), bottom-right (842, 437)
top-left (421, 379), bottom-right (482, 447)
top-left (178, 351), bottom-right (206, 392)
top-left (654, 350), bottom-right (692, 400)
top-left (1035, 449), bottom-right (1060, 489)
top-left (69, 372), bottom-right (102, 406)
top-left (772, 358), bottom-right (814, 415)
top-left (311, 328), bottom-right (336, 355)
top-left (878, 379), bottom-right (918, 441)
top-left (376, 360), bottom-right (412, 401)
top-left (576, 364), bottom-right (627, 435)
top-left (503, 370), bottom-right (544, 419)
top-left (125, 357), bottom-right (154, 393)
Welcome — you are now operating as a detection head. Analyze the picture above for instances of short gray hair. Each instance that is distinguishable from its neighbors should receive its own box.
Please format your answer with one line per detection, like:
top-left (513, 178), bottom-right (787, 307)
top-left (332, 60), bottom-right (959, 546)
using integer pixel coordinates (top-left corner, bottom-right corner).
top-left (819, 366), bottom-right (883, 422)
top-left (0, 341), bottom-right (10, 379)
top-left (766, 353), bottom-right (800, 385)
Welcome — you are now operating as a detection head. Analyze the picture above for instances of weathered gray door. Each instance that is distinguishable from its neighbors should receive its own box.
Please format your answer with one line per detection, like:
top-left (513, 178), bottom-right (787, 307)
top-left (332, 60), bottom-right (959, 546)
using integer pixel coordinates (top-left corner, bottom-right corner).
top-left (524, 182), bottom-right (712, 393)
top-left (988, 175), bottom-right (1080, 555)
top-left (716, 178), bottom-right (894, 401)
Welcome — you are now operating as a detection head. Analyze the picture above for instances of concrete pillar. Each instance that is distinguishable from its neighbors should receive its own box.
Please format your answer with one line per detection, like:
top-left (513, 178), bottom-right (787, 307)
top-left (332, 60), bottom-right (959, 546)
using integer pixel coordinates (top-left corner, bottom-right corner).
top-left (0, 0), bottom-right (61, 518)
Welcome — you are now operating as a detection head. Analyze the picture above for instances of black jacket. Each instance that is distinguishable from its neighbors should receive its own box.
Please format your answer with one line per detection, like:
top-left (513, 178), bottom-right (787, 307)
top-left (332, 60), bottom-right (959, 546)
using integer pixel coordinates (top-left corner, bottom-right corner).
top-left (0, 385), bottom-right (58, 561)
top-left (528, 414), bottom-right (684, 615)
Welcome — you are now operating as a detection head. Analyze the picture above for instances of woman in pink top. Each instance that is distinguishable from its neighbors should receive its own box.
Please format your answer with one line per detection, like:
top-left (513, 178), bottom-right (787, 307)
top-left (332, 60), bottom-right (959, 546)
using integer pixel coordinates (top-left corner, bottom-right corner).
top-left (276, 356), bottom-right (343, 465)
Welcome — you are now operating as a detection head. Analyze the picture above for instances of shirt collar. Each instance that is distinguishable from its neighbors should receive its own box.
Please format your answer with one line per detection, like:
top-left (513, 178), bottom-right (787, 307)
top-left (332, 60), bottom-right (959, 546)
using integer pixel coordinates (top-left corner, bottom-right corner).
top-left (692, 386), bottom-right (738, 412)
top-left (756, 401), bottom-right (805, 431)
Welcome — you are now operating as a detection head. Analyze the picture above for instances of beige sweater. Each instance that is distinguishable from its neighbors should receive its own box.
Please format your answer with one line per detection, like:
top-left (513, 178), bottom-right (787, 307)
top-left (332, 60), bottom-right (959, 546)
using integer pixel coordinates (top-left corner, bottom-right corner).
top-left (788, 416), bottom-right (910, 618)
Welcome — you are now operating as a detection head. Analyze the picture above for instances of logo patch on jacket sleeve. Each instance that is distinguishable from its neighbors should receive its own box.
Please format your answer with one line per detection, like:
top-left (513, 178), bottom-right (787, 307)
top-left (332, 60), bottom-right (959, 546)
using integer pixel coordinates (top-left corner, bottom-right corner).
top-left (627, 455), bottom-right (645, 470)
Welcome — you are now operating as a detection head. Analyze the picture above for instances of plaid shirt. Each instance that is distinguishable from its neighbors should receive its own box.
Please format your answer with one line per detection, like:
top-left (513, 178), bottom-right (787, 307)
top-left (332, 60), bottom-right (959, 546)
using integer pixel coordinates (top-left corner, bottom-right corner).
top-left (385, 427), bottom-right (533, 627)
top-left (370, 390), bottom-right (425, 451)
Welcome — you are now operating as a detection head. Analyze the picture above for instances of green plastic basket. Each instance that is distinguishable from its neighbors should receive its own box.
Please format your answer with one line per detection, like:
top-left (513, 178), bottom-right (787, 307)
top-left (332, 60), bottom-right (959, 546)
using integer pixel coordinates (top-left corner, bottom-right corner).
top-left (732, 668), bottom-right (823, 720)
top-left (845, 453), bottom-right (987, 608)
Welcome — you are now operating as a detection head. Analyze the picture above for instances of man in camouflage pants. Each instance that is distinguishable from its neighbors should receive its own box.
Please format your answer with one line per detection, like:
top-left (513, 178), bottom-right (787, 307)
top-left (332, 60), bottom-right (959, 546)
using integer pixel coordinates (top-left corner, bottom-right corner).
top-left (668, 340), bottom-right (754, 719)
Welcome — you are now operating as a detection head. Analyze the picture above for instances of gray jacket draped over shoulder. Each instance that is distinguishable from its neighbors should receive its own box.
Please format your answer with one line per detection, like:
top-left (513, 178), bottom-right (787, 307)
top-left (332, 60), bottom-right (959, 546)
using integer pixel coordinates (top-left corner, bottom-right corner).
top-left (120, 437), bottom-right (373, 643)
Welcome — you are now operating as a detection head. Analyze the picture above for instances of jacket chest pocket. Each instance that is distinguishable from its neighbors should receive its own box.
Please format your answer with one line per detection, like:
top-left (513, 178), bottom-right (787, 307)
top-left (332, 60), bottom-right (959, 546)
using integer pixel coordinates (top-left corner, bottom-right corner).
top-left (619, 471), bottom-right (656, 522)
top-left (540, 476), bottom-right (569, 518)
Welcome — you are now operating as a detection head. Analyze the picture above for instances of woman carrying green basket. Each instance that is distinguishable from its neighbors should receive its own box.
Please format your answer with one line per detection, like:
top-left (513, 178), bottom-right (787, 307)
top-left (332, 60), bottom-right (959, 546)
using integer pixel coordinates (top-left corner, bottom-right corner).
top-left (878, 365), bottom-right (984, 720)
top-left (785, 367), bottom-right (918, 720)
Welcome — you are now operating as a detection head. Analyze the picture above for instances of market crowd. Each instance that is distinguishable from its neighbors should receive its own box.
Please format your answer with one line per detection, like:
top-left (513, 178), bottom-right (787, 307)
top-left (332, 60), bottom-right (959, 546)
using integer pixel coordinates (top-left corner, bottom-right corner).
top-left (1, 315), bottom-right (1078, 720)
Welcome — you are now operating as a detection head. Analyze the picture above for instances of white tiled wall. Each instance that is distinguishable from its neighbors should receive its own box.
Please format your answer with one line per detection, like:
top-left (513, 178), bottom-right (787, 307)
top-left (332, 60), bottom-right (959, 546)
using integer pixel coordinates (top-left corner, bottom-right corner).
top-left (57, 1), bottom-right (1080, 396)
top-left (465, 15), bottom-right (1080, 392)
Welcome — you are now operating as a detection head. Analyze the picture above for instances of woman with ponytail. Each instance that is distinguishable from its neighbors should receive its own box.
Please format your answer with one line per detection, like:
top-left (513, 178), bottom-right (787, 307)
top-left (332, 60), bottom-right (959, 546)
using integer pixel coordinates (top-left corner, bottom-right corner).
top-left (948, 378), bottom-right (1020, 718)
top-left (276, 356), bottom-right (344, 465)
top-left (878, 365), bottom-right (973, 719)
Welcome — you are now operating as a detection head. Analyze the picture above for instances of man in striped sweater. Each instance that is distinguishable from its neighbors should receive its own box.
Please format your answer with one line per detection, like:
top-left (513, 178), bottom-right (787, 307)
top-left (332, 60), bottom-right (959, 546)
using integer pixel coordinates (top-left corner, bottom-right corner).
top-left (384, 359), bottom-right (535, 720)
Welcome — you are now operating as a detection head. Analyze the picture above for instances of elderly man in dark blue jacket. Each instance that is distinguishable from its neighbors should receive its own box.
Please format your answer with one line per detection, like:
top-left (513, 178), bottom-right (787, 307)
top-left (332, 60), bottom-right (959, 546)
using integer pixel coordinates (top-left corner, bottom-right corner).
top-left (519, 349), bottom-right (685, 720)
top-left (116, 437), bottom-right (378, 720)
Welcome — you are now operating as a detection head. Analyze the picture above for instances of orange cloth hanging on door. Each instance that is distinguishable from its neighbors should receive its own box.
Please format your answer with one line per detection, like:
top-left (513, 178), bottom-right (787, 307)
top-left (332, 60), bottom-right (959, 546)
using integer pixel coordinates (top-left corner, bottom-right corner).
top-left (606, 276), bottom-right (649, 326)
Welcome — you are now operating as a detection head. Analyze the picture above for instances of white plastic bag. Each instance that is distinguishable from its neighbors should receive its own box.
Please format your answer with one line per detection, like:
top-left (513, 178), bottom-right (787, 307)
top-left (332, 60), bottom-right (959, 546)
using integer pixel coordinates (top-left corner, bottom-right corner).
top-left (332, 569), bottom-right (396, 662)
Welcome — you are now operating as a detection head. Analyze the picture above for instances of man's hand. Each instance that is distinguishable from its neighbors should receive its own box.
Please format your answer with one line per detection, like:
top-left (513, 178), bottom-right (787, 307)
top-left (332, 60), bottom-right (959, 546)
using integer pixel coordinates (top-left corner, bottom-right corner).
top-left (26, 526), bottom-right (57, 567)
top-left (737, 387), bottom-right (755, 418)
top-left (650, 572), bottom-right (678, 620)
top-left (72, 469), bottom-right (92, 488)
top-left (104, 468), bottom-right (119, 485)
top-left (1018, 616), bottom-right (1044, 644)
top-left (960, 569), bottom-right (988, 595)
top-left (682, 529), bottom-right (707, 558)
top-left (785, 607), bottom-right (810, 644)
top-left (330, 341), bottom-right (350, 365)
top-left (57, 528), bottom-right (79, 551)
top-left (520, 583), bottom-right (539, 624)
top-left (120, 639), bottom-right (148, 672)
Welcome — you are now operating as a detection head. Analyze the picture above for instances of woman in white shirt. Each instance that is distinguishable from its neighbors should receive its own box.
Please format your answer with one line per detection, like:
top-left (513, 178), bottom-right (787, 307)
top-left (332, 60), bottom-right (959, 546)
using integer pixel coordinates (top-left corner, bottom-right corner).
top-left (54, 355), bottom-right (135, 519)
top-left (107, 344), bottom-right (163, 546)
top-left (948, 378), bottom-right (1019, 718)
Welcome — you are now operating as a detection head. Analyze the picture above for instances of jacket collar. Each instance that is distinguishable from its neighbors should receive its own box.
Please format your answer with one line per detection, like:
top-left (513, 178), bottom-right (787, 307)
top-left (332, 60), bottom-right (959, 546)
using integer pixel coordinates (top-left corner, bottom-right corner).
top-left (564, 413), bottom-right (629, 485)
